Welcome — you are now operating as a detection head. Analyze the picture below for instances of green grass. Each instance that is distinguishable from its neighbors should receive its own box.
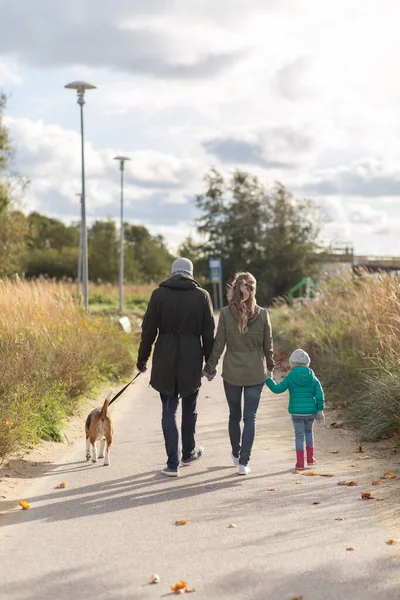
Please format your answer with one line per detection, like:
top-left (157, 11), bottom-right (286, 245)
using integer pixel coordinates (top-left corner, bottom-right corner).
top-left (0, 279), bottom-right (141, 460)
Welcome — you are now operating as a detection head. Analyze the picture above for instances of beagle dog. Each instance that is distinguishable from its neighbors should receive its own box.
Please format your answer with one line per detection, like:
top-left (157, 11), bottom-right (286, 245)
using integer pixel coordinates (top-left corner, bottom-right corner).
top-left (85, 390), bottom-right (114, 465)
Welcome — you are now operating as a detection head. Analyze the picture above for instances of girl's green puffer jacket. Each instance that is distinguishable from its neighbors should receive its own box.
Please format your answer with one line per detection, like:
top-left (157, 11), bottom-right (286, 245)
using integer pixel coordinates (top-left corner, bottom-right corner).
top-left (266, 366), bottom-right (324, 415)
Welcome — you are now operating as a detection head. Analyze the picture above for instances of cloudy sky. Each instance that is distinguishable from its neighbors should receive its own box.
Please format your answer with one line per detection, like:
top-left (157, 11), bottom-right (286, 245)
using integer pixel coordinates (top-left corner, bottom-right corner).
top-left (1, 0), bottom-right (400, 255)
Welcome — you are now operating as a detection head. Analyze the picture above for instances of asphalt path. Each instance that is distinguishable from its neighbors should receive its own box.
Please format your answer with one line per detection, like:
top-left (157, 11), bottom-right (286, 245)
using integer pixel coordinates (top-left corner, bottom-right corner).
top-left (0, 371), bottom-right (399, 600)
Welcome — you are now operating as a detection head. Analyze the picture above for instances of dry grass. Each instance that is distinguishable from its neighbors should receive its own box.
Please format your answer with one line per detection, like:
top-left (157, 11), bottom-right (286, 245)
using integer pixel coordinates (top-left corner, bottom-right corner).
top-left (0, 278), bottom-right (138, 459)
top-left (271, 271), bottom-right (400, 441)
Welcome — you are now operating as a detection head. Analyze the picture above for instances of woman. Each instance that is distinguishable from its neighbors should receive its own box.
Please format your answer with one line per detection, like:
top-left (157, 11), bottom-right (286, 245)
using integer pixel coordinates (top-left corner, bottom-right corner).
top-left (203, 272), bottom-right (274, 475)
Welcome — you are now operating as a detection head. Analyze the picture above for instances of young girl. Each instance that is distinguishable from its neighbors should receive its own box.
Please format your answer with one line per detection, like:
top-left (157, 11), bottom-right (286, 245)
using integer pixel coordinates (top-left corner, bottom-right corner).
top-left (266, 349), bottom-right (324, 469)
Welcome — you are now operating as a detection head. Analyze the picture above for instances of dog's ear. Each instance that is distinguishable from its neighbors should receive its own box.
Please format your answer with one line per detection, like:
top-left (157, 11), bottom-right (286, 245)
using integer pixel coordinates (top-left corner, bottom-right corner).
top-left (106, 389), bottom-right (114, 401)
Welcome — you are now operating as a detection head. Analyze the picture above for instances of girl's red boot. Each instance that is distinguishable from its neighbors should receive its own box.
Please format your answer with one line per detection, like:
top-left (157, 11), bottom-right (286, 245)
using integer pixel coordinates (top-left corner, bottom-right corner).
top-left (306, 446), bottom-right (317, 466)
top-left (295, 450), bottom-right (305, 469)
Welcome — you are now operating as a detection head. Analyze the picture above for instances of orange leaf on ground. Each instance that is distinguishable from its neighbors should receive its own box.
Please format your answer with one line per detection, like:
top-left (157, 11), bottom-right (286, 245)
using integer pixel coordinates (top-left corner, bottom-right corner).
top-left (175, 520), bottom-right (188, 526)
top-left (356, 445), bottom-right (364, 453)
top-left (338, 481), bottom-right (358, 486)
top-left (19, 500), bottom-right (30, 510)
top-left (302, 470), bottom-right (318, 476)
top-left (386, 539), bottom-right (398, 545)
top-left (346, 547), bottom-right (356, 551)
top-left (2, 419), bottom-right (9, 426)
top-left (55, 482), bottom-right (67, 489)
top-left (388, 473), bottom-right (397, 479)
top-left (171, 581), bottom-right (187, 592)
top-left (361, 492), bottom-right (373, 500)
top-left (372, 480), bottom-right (380, 486)
top-left (319, 473), bottom-right (335, 477)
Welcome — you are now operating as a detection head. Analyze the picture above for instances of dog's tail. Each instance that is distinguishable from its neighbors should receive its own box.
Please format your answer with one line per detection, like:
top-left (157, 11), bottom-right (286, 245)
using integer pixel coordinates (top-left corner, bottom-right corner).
top-left (100, 390), bottom-right (113, 436)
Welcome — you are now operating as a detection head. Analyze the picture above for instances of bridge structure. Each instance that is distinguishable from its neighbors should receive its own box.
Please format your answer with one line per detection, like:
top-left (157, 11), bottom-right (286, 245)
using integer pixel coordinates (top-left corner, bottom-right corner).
top-left (317, 244), bottom-right (400, 272)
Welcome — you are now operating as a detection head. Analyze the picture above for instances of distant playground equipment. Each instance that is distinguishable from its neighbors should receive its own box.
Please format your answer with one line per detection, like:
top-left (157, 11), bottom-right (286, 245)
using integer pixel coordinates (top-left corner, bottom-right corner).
top-left (287, 277), bottom-right (319, 304)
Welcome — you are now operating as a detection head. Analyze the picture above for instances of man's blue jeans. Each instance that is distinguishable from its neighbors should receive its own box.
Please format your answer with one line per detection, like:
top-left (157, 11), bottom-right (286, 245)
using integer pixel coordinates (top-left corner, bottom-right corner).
top-left (291, 415), bottom-right (315, 451)
top-left (223, 381), bottom-right (264, 466)
top-left (160, 391), bottom-right (199, 471)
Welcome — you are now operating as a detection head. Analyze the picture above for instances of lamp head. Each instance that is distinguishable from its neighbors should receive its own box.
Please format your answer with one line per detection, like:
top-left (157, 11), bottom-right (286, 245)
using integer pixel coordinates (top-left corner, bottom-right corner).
top-left (114, 156), bottom-right (131, 170)
top-left (65, 81), bottom-right (96, 106)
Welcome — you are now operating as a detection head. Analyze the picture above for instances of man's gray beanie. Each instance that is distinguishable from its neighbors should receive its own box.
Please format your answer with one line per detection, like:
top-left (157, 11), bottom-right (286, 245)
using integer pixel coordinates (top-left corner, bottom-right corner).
top-left (170, 257), bottom-right (194, 277)
top-left (289, 349), bottom-right (311, 367)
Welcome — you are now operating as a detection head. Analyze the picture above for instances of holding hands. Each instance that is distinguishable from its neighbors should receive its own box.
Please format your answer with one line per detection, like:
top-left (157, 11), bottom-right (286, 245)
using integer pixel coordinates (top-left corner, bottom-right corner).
top-left (202, 368), bottom-right (217, 382)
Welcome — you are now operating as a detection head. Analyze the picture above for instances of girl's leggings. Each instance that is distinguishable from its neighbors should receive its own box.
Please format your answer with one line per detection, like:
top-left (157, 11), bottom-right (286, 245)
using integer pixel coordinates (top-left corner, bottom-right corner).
top-left (291, 415), bottom-right (315, 451)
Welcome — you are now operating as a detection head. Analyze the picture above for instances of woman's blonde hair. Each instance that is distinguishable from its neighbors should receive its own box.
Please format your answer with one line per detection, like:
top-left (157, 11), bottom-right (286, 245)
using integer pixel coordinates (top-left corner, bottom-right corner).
top-left (227, 272), bottom-right (257, 333)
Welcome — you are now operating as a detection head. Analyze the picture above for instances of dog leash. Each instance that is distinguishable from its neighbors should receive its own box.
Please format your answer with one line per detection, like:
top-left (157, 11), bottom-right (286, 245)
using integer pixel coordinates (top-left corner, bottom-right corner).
top-left (108, 372), bottom-right (141, 407)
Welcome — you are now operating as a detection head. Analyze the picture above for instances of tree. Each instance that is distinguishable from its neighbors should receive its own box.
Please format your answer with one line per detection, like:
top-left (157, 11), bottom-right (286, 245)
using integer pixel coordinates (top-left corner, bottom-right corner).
top-left (27, 212), bottom-right (79, 252)
top-left (124, 224), bottom-right (173, 282)
top-left (182, 168), bottom-right (319, 305)
top-left (88, 220), bottom-right (119, 283)
top-left (0, 94), bottom-right (29, 276)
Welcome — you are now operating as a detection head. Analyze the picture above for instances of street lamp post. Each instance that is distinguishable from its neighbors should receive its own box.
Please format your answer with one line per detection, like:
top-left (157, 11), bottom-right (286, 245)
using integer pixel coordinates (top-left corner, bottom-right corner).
top-left (76, 193), bottom-right (83, 297)
top-left (65, 81), bottom-right (96, 313)
top-left (114, 156), bottom-right (131, 314)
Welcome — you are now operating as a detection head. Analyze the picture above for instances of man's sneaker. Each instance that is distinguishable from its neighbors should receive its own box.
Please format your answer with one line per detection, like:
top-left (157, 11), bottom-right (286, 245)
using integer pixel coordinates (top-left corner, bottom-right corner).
top-left (160, 467), bottom-right (179, 477)
top-left (181, 447), bottom-right (204, 466)
top-left (238, 464), bottom-right (251, 475)
top-left (231, 453), bottom-right (239, 466)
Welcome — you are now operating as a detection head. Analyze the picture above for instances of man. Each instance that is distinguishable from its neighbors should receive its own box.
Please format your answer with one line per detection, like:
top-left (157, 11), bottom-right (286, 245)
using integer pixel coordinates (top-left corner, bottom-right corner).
top-left (137, 258), bottom-right (215, 477)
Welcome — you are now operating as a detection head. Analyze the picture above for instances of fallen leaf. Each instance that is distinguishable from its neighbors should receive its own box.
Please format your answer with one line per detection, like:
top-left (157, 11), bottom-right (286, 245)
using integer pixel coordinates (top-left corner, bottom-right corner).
top-left (267, 488), bottom-right (279, 492)
top-left (372, 480), bottom-right (380, 486)
top-left (175, 520), bottom-right (188, 526)
top-left (346, 546), bottom-right (356, 551)
top-left (19, 500), bottom-right (30, 510)
top-left (151, 574), bottom-right (160, 584)
top-left (319, 473), bottom-right (335, 477)
top-left (338, 481), bottom-right (358, 486)
top-left (302, 470), bottom-right (318, 476)
top-left (313, 501), bottom-right (321, 505)
top-left (386, 539), bottom-right (398, 545)
top-left (383, 471), bottom-right (389, 475)
top-left (335, 517), bottom-right (345, 521)
top-left (330, 450), bottom-right (340, 454)
top-left (171, 581), bottom-right (187, 593)
top-left (228, 523), bottom-right (237, 528)
top-left (361, 492), bottom-right (373, 500)
top-left (55, 482), bottom-right (67, 489)
top-left (388, 473), bottom-right (397, 479)
top-left (356, 445), bottom-right (364, 453)
top-left (2, 419), bottom-right (9, 426)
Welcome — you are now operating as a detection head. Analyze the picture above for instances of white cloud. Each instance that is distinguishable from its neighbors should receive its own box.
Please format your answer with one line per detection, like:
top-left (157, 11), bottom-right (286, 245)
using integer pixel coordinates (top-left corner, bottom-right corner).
top-left (2, 0), bottom-right (400, 256)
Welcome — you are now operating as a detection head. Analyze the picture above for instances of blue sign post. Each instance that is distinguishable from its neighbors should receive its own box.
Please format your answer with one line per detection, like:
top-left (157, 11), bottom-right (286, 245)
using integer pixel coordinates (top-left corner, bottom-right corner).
top-left (209, 257), bottom-right (223, 310)
top-left (209, 258), bottom-right (221, 282)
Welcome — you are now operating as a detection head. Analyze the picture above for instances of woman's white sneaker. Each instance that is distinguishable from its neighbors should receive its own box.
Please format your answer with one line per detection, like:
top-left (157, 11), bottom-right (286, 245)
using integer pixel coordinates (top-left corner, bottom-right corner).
top-left (231, 454), bottom-right (239, 466)
top-left (238, 464), bottom-right (251, 475)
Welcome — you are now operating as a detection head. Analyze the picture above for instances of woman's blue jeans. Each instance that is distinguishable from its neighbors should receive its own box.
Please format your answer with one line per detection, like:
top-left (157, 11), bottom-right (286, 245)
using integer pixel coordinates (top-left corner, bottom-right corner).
top-left (223, 381), bottom-right (264, 466)
top-left (291, 415), bottom-right (315, 451)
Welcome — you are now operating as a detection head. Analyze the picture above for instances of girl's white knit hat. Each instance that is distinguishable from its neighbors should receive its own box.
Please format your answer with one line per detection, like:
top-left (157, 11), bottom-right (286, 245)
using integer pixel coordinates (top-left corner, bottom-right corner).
top-left (289, 349), bottom-right (311, 367)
